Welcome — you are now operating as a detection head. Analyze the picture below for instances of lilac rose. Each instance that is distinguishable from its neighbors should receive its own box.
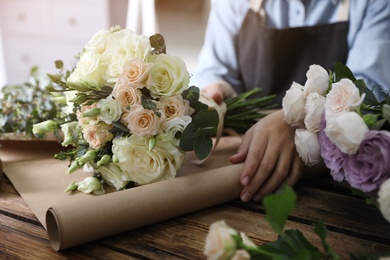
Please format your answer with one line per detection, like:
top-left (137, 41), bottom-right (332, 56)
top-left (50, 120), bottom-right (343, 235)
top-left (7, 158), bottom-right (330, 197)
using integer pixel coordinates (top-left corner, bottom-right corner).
top-left (343, 130), bottom-right (390, 193)
top-left (318, 112), bottom-right (347, 182)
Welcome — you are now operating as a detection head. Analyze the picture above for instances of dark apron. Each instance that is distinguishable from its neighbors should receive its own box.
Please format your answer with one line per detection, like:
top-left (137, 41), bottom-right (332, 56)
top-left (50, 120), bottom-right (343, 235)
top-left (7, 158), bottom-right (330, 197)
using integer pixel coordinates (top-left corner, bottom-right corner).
top-left (236, 0), bottom-right (350, 105)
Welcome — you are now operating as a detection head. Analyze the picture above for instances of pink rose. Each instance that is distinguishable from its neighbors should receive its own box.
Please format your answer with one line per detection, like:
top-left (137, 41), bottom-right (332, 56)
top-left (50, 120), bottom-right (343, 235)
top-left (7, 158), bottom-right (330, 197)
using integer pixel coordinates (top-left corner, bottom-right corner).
top-left (112, 82), bottom-right (142, 112)
top-left (118, 57), bottom-right (151, 88)
top-left (159, 95), bottom-right (194, 120)
top-left (122, 104), bottom-right (164, 137)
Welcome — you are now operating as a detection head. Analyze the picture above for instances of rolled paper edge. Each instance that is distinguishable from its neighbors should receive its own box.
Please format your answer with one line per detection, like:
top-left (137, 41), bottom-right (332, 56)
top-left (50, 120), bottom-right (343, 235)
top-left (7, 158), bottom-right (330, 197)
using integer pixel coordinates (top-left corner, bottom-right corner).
top-left (46, 163), bottom-right (244, 251)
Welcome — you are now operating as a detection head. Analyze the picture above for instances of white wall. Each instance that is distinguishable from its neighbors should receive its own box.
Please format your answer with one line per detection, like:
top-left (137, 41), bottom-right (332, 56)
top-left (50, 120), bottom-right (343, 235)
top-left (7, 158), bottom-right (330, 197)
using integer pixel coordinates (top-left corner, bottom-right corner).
top-left (0, 21), bottom-right (6, 88)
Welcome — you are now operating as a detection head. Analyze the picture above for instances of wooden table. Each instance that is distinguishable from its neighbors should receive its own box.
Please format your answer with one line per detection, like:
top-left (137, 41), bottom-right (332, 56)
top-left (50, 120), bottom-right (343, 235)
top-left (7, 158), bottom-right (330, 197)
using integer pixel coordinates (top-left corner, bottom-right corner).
top-left (1, 144), bottom-right (390, 259)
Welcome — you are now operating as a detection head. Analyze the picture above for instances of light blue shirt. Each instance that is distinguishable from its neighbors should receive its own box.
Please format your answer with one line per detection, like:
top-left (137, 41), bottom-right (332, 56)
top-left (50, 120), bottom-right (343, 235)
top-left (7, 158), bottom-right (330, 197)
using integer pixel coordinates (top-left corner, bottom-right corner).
top-left (191, 0), bottom-right (390, 100)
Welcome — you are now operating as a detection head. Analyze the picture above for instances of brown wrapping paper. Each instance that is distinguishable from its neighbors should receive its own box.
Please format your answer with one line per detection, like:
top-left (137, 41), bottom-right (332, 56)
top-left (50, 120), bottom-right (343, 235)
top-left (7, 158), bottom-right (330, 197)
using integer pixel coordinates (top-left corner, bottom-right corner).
top-left (0, 136), bottom-right (244, 251)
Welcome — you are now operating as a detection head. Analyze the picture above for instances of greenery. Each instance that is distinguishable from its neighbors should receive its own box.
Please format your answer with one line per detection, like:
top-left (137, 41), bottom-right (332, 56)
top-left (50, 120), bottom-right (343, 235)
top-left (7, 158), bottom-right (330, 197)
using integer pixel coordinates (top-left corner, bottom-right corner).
top-left (0, 66), bottom-right (64, 137)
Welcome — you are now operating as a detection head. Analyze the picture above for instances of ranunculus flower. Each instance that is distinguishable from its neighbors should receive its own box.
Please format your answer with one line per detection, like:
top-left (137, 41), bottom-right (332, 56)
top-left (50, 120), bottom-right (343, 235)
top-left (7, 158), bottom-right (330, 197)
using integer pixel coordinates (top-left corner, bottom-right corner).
top-left (97, 163), bottom-right (132, 190)
top-left (343, 130), bottom-right (390, 193)
top-left (104, 29), bottom-right (151, 85)
top-left (118, 57), bottom-right (151, 87)
top-left (324, 111), bottom-right (368, 155)
top-left (303, 64), bottom-right (329, 97)
top-left (204, 220), bottom-right (238, 260)
top-left (282, 82), bottom-right (306, 128)
top-left (159, 95), bottom-right (194, 120)
top-left (325, 78), bottom-right (365, 118)
top-left (112, 135), bottom-right (185, 185)
top-left (294, 129), bottom-right (322, 166)
top-left (60, 121), bottom-right (78, 147)
top-left (304, 92), bottom-right (326, 132)
top-left (82, 122), bottom-right (114, 149)
top-left (97, 96), bottom-right (122, 124)
top-left (62, 90), bottom-right (77, 115)
top-left (122, 104), bottom-right (164, 137)
top-left (378, 178), bottom-right (390, 223)
top-left (146, 53), bottom-right (190, 98)
top-left (318, 113), bottom-right (347, 182)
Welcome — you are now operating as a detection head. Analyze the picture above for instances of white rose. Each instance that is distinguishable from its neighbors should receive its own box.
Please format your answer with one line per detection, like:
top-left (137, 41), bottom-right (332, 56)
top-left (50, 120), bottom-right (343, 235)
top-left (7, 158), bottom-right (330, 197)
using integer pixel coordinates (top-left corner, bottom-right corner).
top-left (159, 95), bottom-right (194, 120)
top-left (104, 29), bottom-right (151, 85)
top-left (122, 104), bottom-right (164, 137)
top-left (98, 163), bottom-right (132, 190)
top-left (60, 121), bottom-right (78, 147)
top-left (97, 95), bottom-right (122, 124)
top-left (67, 51), bottom-right (106, 90)
top-left (304, 92), bottom-right (326, 132)
top-left (84, 29), bottom-right (111, 54)
top-left (112, 82), bottom-right (143, 112)
top-left (294, 129), bottom-right (322, 166)
top-left (118, 57), bottom-right (151, 87)
top-left (146, 54), bottom-right (190, 98)
top-left (324, 111), bottom-right (369, 155)
top-left (378, 178), bottom-right (390, 223)
top-left (325, 78), bottom-right (365, 118)
top-left (282, 82), bottom-right (306, 128)
top-left (112, 135), bottom-right (185, 185)
top-left (303, 64), bottom-right (329, 97)
top-left (204, 220), bottom-right (238, 260)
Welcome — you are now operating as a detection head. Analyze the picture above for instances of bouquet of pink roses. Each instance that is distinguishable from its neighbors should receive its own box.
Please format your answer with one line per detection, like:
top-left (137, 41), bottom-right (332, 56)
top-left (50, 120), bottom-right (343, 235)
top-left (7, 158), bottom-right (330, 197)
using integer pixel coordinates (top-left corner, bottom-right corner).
top-left (282, 62), bottom-right (390, 222)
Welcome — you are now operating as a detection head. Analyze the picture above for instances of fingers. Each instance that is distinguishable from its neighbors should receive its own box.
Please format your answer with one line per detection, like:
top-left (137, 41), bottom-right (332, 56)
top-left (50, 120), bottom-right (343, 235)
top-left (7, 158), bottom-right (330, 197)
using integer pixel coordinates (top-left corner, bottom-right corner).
top-left (200, 81), bottom-right (237, 104)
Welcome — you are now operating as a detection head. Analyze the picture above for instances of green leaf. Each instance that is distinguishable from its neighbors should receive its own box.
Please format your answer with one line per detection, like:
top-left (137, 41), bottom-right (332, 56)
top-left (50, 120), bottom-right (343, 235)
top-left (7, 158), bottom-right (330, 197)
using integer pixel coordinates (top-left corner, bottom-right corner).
top-left (149, 33), bottom-right (166, 54)
top-left (333, 62), bottom-right (356, 82)
top-left (263, 185), bottom-right (297, 235)
top-left (258, 229), bottom-right (322, 259)
top-left (148, 136), bottom-right (156, 152)
top-left (193, 135), bottom-right (213, 160)
top-left (179, 123), bottom-right (197, 151)
top-left (354, 79), bottom-right (378, 106)
top-left (193, 109), bottom-right (219, 129)
top-left (383, 104), bottom-right (390, 123)
top-left (362, 113), bottom-right (380, 129)
top-left (314, 221), bottom-right (340, 260)
top-left (55, 60), bottom-right (64, 69)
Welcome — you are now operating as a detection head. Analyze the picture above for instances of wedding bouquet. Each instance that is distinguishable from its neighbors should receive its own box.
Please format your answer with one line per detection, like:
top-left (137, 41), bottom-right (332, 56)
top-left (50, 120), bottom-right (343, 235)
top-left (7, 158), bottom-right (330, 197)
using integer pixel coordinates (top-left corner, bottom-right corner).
top-left (32, 26), bottom-right (276, 195)
top-left (282, 62), bottom-right (390, 222)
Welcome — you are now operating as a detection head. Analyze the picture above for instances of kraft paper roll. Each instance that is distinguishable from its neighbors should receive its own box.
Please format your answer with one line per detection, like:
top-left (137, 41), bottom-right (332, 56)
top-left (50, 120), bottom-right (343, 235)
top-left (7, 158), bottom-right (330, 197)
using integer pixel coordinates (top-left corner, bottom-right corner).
top-left (46, 163), bottom-right (243, 251)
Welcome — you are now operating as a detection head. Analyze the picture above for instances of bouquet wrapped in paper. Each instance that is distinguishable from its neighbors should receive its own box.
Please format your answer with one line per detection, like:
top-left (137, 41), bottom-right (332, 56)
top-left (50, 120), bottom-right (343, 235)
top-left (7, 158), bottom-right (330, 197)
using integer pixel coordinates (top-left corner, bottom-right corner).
top-left (32, 26), bottom-right (276, 195)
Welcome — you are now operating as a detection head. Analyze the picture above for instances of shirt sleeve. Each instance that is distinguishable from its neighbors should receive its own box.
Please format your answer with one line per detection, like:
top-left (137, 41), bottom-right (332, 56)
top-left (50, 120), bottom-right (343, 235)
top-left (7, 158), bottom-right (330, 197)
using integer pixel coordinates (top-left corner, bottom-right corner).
top-left (347, 0), bottom-right (390, 100)
top-left (190, 0), bottom-right (248, 89)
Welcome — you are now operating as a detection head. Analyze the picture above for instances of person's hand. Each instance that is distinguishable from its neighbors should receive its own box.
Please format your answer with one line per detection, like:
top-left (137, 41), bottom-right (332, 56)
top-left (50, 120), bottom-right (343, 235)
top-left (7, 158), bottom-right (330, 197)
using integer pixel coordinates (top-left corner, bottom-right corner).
top-left (230, 109), bottom-right (304, 202)
top-left (200, 80), bottom-right (237, 105)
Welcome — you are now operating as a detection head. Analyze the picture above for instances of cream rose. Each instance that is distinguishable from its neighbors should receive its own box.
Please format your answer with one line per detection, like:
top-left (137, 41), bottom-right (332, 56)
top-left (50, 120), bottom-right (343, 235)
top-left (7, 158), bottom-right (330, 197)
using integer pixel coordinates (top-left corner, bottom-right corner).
top-left (112, 135), bottom-right (185, 185)
top-left (324, 111), bottom-right (369, 155)
top-left (84, 28), bottom-right (111, 54)
top-left (112, 82), bottom-right (143, 112)
top-left (146, 54), bottom-right (190, 98)
top-left (122, 104), bottom-right (164, 137)
top-left (98, 163), bottom-right (132, 190)
top-left (294, 129), bottom-right (322, 166)
top-left (159, 95), bottom-right (194, 120)
top-left (282, 82), bottom-right (306, 128)
top-left (378, 178), bottom-right (390, 223)
top-left (82, 122), bottom-right (114, 149)
top-left (67, 51), bottom-right (106, 90)
top-left (303, 64), bottom-right (329, 97)
top-left (204, 220), bottom-right (238, 260)
top-left (97, 96), bottom-right (122, 124)
top-left (104, 29), bottom-right (151, 85)
top-left (118, 57), bottom-right (151, 88)
top-left (325, 78), bottom-right (365, 118)
top-left (304, 92), bottom-right (326, 132)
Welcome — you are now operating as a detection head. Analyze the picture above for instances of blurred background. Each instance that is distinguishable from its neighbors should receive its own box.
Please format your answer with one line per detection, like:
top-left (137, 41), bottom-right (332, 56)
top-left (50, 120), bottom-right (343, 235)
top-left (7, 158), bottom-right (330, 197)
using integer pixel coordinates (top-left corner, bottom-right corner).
top-left (0, 0), bottom-right (212, 87)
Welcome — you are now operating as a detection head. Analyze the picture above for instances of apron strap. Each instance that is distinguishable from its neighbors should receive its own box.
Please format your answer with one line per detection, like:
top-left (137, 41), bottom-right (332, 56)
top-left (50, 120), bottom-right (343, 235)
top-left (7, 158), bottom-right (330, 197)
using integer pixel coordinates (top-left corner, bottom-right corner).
top-left (249, 0), bottom-right (350, 24)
